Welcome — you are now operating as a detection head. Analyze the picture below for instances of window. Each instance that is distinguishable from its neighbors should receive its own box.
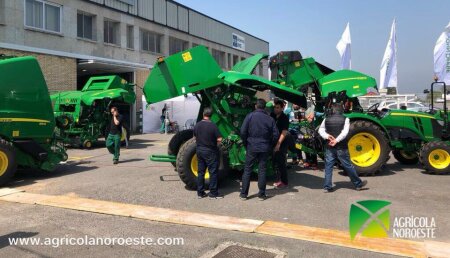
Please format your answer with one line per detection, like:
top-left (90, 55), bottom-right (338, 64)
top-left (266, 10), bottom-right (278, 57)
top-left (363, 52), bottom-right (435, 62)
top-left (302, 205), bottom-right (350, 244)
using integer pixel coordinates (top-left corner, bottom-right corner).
top-left (77, 12), bottom-right (94, 40)
top-left (227, 53), bottom-right (232, 69)
top-left (232, 55), bottom-right (239, 66)
top-left (25, 0), bottom-right (61, 33)
top-left (169, 37), bottom-right (188, 55)
top-left (104, 19), bottom-right (120, 45)
top-left (212, 49), bottom-right (225, 68)
top-left (126, 25), bottom-right (134, 49)
top-left (141, 29), bottom-right (162, 53)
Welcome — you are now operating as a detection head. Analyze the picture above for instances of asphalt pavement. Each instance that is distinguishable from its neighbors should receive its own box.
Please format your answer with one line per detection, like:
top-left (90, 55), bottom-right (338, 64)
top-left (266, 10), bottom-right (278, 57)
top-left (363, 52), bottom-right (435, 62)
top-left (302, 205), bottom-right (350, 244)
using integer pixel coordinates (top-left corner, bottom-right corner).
top-left (0, 133), bottom-right (449, 257)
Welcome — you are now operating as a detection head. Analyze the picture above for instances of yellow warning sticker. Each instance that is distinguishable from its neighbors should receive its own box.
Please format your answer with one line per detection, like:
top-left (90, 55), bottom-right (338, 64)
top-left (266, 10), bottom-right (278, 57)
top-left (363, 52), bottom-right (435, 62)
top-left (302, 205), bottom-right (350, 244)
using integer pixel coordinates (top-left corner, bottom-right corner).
top-left (12, 131), bottom-right (19, 137)
top-left (182, 52), bottom-right (192, 62)
top-left (294, 61), bottom-right (301, 67)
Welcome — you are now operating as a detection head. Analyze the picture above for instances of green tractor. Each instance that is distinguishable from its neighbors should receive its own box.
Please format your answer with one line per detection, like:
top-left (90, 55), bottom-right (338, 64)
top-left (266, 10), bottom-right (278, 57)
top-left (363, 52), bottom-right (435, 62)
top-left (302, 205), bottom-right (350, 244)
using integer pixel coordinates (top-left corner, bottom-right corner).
top-left (0, 55), bottom-right (68, 185)
top-left (51, 75), bottom-right (136, 148)
top-left (145, 46), bottom-right (380, 189)
top-left (417, 81), bottom-right (449, 173)
top-left (270, 51), bottom-right (449, 174)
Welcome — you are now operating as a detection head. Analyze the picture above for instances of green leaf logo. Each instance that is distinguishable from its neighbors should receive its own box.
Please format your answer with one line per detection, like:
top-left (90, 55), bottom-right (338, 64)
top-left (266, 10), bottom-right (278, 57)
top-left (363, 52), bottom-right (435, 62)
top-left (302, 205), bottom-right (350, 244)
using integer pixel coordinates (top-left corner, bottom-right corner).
top-left (349, 200), bottom-right (391, 240)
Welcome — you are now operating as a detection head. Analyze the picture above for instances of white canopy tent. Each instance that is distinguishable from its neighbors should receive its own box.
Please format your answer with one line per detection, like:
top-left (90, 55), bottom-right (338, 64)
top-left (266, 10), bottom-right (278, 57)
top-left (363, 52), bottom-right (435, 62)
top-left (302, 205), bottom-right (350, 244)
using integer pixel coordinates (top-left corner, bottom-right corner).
top-left (142, 94), bottom-right (201, 133)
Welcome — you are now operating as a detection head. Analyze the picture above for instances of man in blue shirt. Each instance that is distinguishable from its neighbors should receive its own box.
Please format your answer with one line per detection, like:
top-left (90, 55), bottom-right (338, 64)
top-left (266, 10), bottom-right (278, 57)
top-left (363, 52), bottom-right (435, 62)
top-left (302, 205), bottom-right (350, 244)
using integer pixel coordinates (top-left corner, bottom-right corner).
top-left (240, 99), bottom-right (279, 201)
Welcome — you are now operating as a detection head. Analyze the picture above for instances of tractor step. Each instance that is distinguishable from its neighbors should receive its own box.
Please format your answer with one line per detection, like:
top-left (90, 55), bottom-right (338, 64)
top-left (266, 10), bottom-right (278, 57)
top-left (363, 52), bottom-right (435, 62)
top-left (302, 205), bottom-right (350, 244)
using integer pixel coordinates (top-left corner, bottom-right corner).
top-left (149, 154), bottom-right (177, 163)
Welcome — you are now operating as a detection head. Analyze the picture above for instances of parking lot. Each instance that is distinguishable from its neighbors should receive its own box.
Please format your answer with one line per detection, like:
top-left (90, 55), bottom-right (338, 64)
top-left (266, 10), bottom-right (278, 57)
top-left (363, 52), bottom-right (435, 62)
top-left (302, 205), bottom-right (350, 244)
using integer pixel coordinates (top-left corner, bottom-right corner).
top-left (1, 133), bottom-right (449, 257)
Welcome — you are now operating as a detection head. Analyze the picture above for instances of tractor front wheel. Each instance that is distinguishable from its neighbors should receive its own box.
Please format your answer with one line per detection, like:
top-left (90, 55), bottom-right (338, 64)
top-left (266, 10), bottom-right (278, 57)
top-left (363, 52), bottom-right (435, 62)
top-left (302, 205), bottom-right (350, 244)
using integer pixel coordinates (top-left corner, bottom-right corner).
top-left (347, 120), bottom-right (390, 176)
top-left (393, 150), bottom-right (419, 165)
top-left (176, 138), bottom-right (228, 190)
top-left (0, 141), bottom-right (17, 186)
top-left (419, 141), bottom-right (450, 174)
top-left (82, 140), bottom-right (93, 149)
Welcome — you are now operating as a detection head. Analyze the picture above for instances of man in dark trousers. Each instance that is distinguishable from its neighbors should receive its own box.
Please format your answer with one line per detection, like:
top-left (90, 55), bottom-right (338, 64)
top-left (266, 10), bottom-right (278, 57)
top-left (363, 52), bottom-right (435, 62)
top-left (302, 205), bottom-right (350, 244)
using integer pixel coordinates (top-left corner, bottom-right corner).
top-left (271, 99), bottom-right (290, 189)
top-left (318, 103), bottom-right (367, 192)
top-left (240, 99), bottom-right (279, 201)
top-left (193, 107), bottom-right (223, 199)
top-left (106, 106), bottom-right (123, 164)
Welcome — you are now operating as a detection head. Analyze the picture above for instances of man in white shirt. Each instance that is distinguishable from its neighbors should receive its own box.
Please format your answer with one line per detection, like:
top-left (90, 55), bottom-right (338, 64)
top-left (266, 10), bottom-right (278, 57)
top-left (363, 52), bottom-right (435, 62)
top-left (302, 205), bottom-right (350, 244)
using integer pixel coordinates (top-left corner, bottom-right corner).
top-left (318, 103), bottom-right (367, 192)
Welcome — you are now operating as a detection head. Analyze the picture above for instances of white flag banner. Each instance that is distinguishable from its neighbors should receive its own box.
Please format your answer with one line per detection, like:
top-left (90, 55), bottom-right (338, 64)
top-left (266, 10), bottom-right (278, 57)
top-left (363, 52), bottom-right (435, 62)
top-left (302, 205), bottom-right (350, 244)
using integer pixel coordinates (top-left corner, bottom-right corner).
top-left (336, 22), bottom-right (351, 69)
top-left (433, 22), bottom-right (450, 84)
top-left (380, 19), bottom-right (397, 89)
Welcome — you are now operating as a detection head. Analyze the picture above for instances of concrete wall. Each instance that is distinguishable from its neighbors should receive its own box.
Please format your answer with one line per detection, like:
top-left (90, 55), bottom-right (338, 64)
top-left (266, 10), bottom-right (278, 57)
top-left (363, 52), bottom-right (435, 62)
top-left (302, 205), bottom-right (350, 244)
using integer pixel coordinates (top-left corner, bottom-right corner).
top-left (0, 0), bottom-right (267, 75)
top-left (135, 68), bottom-right (151, 113)
top-left (0, 48), bottom-right (76, 91)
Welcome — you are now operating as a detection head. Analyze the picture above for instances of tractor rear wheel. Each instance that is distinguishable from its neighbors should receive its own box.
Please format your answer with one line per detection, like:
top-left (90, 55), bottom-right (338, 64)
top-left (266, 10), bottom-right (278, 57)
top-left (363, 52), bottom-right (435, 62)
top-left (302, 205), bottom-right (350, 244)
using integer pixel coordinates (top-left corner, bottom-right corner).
top-left (419, 141), bottom-right (450, 174)
top-left (168, 129), bottom-right (194, 167)
top-left (347, 120), bottom-right (390, 176)
top-left (0, 141), bottom-right (17, 186)
top-left (393, 150), bottom-right (419, 165)
top-left (176, 138), bottom-right (228, 190)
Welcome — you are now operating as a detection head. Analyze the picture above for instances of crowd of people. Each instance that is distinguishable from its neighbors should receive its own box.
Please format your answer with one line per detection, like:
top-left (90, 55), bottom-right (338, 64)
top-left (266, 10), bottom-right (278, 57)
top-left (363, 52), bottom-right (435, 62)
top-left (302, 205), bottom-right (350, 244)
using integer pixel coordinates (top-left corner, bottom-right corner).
top-left (106, 99), bottom-right (367, 201)
top-left (189, 98), bottom-right (368, 200)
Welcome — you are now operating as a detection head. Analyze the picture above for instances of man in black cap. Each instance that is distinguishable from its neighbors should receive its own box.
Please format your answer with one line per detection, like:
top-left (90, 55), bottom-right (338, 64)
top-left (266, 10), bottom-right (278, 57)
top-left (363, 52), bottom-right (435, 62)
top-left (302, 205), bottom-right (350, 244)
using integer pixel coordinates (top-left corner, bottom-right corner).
top-left (318, 103), bottom-right (367, 192)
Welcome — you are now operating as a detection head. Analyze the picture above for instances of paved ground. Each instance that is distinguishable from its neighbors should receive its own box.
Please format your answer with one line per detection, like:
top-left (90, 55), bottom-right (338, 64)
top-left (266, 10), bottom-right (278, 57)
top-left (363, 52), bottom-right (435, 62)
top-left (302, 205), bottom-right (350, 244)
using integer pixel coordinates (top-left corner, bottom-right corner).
top-left (1, 133), bottom-right (449, 257)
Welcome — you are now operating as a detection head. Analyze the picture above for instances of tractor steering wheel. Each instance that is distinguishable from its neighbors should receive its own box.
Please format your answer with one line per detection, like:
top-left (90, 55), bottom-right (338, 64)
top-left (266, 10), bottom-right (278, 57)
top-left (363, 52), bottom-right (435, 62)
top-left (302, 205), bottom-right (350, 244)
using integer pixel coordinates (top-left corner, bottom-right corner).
top-left (367, 103), bottom-right (380, 113)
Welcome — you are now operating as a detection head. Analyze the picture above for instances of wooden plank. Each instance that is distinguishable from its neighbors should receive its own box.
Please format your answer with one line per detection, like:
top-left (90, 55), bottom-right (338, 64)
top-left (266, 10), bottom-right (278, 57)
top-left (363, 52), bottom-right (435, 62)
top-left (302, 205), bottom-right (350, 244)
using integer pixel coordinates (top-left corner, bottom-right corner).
top-left (0, 187), bottom-right (23, 197)
top-left (424, 241), bottom-right (450, 258)
top-left (255, 221), bottom-right (425, 258)
top-left (131, 207), bottom-right (263, 232)
top-left (0, 192), bottom-right (50, 204)
top-left (35, 194), bottom-right (263, 232)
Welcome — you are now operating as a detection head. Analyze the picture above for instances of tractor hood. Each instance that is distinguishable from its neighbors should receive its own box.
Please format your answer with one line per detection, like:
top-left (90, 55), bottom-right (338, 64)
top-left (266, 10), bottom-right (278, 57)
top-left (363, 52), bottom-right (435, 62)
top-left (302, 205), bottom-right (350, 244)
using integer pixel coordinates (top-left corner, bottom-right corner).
top-left (51, 89), bottom-right (135, 106)
top-left (80, 89), bottom-right (135, 105)
top-left (231, 53), bottom-right (268, 74)
top-left (318, 70), bottom-right (378, 98)
top-left (219, 71), bottom-right (307, 107)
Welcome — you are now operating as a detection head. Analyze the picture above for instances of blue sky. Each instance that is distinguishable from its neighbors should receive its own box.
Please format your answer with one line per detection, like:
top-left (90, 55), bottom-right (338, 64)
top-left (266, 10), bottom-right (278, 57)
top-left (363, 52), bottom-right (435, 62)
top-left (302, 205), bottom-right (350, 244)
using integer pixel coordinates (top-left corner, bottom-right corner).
top-left (175, 0), bottom-right (450, 94)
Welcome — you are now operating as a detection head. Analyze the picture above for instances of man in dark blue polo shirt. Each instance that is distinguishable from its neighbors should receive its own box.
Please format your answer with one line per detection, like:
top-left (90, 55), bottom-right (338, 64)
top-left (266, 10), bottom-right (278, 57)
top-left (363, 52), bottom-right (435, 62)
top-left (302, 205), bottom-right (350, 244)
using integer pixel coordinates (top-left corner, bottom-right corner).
top-left (194, 107), bottom-right (223, 199)
top-left (240, 99), bottom-right (279, 201)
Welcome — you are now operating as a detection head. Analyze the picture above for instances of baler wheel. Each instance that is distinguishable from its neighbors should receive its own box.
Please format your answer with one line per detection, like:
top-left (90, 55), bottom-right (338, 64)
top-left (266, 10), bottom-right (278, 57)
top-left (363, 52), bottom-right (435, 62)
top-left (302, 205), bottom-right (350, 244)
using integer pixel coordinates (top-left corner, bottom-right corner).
top-left (176, 138), bottom-right (228, 190)
top-left (0, 141), bottom-right (17, 186)
top-left (347, 120), bottom-right (390, 176)
top-left (56, 115), bottom-right (72, 129)
top-left (419, 141), bottom-right (450, 174)
top-left (83, 140), bottom-right (93, 149)
top-left (393, 150), bottom-right (419, 165)
top-left (168, 129), bottom-right (194, 167)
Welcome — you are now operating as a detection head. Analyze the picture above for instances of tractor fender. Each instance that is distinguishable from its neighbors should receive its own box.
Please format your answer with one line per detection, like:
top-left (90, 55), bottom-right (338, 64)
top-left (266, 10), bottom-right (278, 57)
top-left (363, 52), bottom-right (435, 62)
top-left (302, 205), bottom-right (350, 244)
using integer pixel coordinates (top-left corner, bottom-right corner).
top-left (344, 113), bottom-right (392, 141)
